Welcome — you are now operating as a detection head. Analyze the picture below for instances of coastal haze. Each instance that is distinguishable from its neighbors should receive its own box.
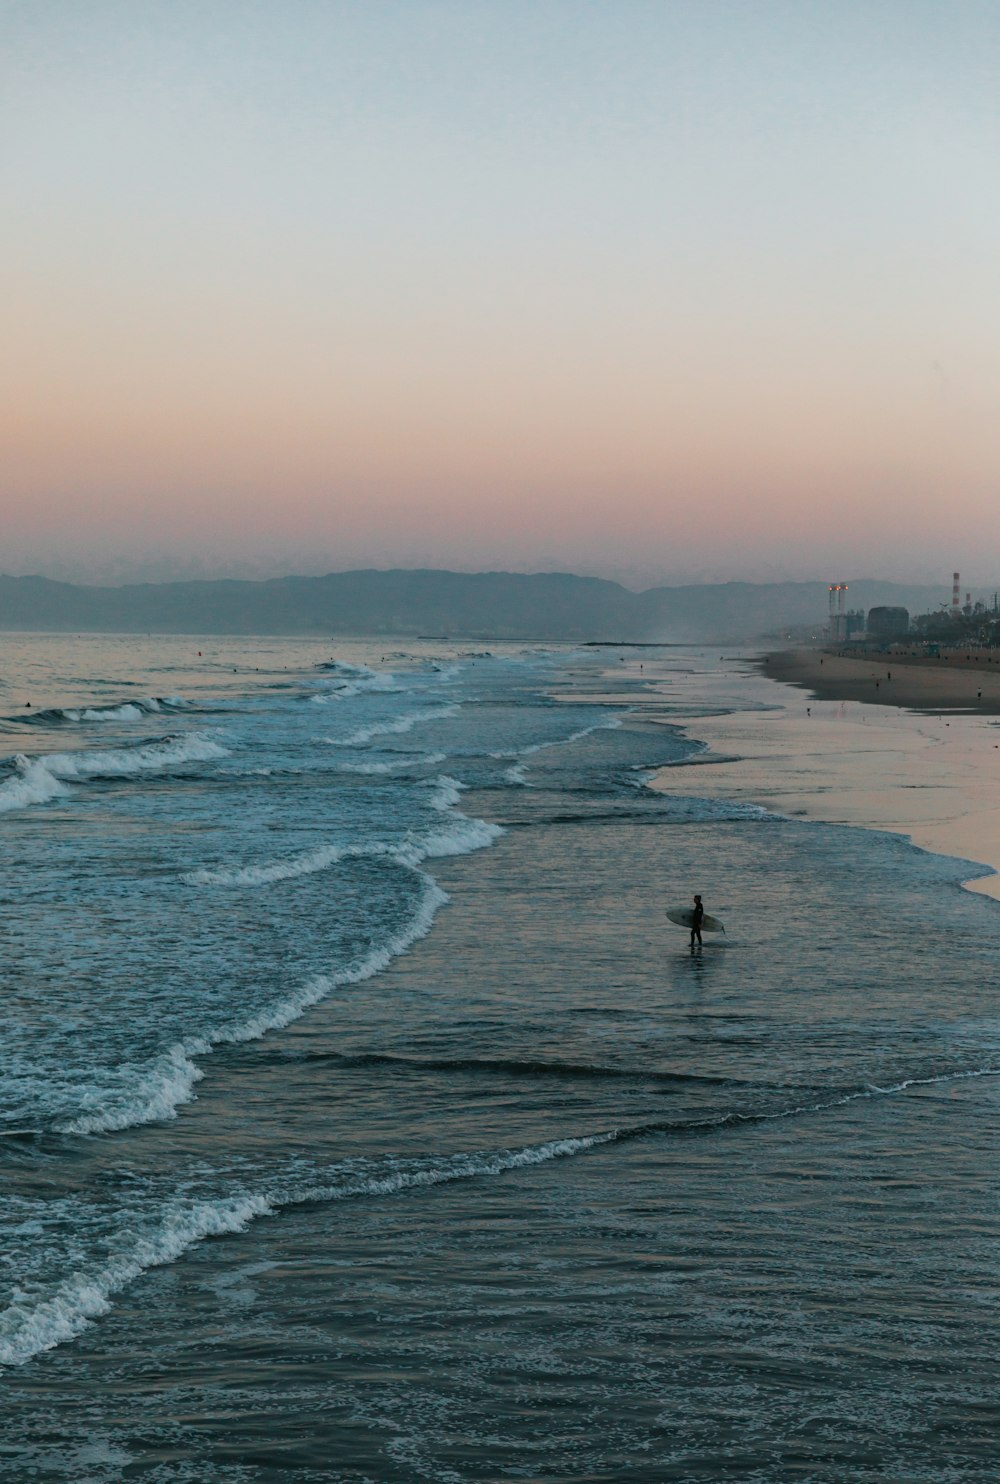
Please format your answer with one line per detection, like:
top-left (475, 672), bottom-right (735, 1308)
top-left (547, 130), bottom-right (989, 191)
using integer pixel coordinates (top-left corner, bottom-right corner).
top-left (0, 568), bottom-right (989, 642)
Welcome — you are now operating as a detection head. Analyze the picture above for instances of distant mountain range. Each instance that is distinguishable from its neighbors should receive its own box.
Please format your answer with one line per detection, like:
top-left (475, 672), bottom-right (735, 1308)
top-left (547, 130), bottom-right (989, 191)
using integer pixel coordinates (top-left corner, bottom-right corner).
top-left (0, 570), bottom-right (982, 643)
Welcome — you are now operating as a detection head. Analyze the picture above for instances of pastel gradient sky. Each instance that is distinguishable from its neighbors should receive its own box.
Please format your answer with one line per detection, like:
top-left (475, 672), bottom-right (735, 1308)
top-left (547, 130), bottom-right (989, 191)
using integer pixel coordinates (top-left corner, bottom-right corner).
top-left (4, 0), bottom-right (1000, 587)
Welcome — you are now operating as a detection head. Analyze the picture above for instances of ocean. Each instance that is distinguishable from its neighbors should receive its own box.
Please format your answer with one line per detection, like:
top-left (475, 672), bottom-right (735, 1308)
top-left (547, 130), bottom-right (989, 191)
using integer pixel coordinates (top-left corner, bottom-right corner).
top-left (2, 634), bottom-right (999, 1482)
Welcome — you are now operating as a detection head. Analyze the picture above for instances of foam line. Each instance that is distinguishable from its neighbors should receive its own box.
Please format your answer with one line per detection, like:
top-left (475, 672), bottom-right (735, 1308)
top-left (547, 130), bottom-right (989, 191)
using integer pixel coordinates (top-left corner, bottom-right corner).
top-left (488, 713), bottom-right (624, 761)
top-left (0, 1132), bottom-right (612, 1371)
top-left (182, 841), bottom-right (379, 888)
top-left (0, 734), bottom-right (229, 813)
top-left (327, 704), bottom-right (459, 747)
top-left (334, 752), bottom-right (448, 774)
top-left (13, 697), bottom-right (189, 726)
top-left (0, 1192), bottom-right (275, 1369)
top-left (61, 871), bottom-right (450, 1134)
top-left (427, 774), bottom-right (465, 810)
top-left (10, 1060), bottom-right (1000, 1372)
top-left (0, 759), bottom-right (69, 812)
top-left (39, 733), bottom-right (229, 778)
top-left (182, 783), bottom-right (502, 887)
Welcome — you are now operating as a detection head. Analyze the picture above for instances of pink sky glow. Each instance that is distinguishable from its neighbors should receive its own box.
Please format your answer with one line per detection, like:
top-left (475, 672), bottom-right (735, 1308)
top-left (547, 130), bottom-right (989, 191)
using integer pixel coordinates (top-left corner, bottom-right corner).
top-left (4, 2), bottom-right (1000, 587)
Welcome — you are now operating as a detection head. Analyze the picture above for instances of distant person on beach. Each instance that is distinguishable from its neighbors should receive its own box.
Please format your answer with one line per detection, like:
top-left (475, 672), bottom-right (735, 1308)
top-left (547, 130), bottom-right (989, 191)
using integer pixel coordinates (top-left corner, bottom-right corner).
top-left (690, 894), bottom-right (705, 948)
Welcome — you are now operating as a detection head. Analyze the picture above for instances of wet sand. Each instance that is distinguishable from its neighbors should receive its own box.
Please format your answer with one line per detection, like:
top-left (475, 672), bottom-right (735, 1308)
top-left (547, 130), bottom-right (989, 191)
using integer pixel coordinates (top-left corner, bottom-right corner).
top-left (762, 647), bottom-right (1000, 713)
top-left (608, 650), bottom-right (1000, 903)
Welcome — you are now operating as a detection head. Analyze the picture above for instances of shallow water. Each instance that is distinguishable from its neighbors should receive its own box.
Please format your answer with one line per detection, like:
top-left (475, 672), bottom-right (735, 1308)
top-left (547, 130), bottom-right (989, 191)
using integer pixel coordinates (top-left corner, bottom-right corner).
top-left (2, 637), bottom-right (999, 1481)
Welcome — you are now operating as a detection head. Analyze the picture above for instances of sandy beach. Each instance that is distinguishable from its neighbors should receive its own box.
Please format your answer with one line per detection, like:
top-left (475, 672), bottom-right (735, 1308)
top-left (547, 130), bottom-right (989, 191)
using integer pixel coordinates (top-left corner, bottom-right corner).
top-left (627, 648), bottom-right (1000, 903)
top-left (763, 646), bottom-right (1000, 713)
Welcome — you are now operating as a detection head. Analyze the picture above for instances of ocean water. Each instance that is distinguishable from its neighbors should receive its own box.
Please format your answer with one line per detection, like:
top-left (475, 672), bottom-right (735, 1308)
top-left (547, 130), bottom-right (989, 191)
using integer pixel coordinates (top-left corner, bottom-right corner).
top-left (2, 634), bottom-right (1000, 1482)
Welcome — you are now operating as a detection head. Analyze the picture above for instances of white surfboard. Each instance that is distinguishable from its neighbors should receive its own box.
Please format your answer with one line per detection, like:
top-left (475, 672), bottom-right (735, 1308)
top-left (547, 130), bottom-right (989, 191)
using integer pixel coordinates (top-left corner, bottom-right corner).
top-left (665, 906), bottom-right (725, 933)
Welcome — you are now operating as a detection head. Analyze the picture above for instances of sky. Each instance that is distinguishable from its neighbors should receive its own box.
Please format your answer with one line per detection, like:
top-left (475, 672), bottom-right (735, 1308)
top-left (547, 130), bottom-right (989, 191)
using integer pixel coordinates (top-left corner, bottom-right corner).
top-left (3, 0), bottom-right (1000, 590)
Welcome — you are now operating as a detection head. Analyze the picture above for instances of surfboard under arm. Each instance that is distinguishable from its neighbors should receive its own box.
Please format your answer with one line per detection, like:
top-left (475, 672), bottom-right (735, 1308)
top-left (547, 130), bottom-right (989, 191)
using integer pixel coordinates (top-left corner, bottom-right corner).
top-left (665, 906), bottom-right (725, 933)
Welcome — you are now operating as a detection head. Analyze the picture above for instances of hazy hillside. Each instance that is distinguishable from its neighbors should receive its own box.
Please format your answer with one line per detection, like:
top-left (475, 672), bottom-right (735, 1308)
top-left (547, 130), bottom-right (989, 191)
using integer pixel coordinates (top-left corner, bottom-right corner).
top-left (0, 570), bottom-right (979, 643)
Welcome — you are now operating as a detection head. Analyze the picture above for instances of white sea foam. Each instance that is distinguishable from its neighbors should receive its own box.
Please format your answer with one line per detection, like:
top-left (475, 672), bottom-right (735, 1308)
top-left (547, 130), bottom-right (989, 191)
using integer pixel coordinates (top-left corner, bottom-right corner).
top-left (0, 759), bottom-right (70, 812)
top-left (0, 734), bottom-right (230, 813)
top-left (334, 752), bottom-right (447, 774)
top-left (71, 703), bottom-right (147, 722)
top-left (427, 774), bottom-right (465, 810)
top-left (488, 713), bottom-right (623, 761)
top-left (301, 1132), bottom-right (617, 1206)
top-left (65, 1047), bottom-right (206, 1135)
top-left (70, 770), bottom-right (504, 1131)
top-left (316, 661), bottom-right (379, 677)
top-left (62, 870), bottom-right (451, 1135)
top-left (405, 816), bottom-right (504, 861)
top-left (309, 665), bottom-right (402, 701)
top-left (328, 703), bottom-right (459, 748)
top-left (25, 697), bottom-right (189, 726)
top-left (41, 733), bottom-right (229, 778)
top-left (656, 794), bottom-right (771, 821)
top-left (181, 842), bottom-right (373, 888)
top-left (0, 1130), bottom-right (613, 1370)
top-left (184, 771), bottom-right (501, 889)
top-left (212, 875), bottom-right (449, 1047)
top-left (0, 1192), bottom-right (275, 1369)
top-left (28, 1061), bottom-right (1000, 1371)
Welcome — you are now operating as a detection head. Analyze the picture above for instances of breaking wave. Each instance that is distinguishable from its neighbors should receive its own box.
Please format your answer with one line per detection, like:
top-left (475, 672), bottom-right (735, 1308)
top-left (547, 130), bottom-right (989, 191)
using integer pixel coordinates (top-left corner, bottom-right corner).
top-left (333, 752), bottom-right (448, 774)
top-left (12, 697), bottom-right (189, 726)
top-left (0, 1131), bottom-right (612, 1370)
top-left (0, 734), bottom-right (229, 813)
top-left (327, 704), bottom-right (459, 748)
top-left (488, 713), bottom-right (624, 760)
top-left (61, 867), bottom-right (450, 1135)
top-left (182, 783), bottom-right (501, 887)
top-left (13, 1061), bottom-right (1000, 1371)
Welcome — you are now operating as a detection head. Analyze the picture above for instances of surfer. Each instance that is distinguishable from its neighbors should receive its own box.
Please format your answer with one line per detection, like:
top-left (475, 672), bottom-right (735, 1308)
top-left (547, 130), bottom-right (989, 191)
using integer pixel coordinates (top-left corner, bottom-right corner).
top-left (690, 894), bottom-right (705, 948)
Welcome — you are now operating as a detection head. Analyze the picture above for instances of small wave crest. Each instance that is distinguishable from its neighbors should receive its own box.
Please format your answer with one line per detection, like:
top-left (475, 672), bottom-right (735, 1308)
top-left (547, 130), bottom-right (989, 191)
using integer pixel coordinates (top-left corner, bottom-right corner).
top-left (334, 752), bottom-right (448, 775)
top-left (181, 841), bottom-right (389, 888)
top-left (12, 697), bottom-right (189, 727)
top-left (298, 1050), bottom-right (745, 1087)
top-left (41, 733), bottom-right (228, 779)
top-left (183, 797), bottom-right (502, 887)
top-left (0, 1191), bottom-right (274, 1370)
top-left (309, 662), bottom-right (402, 700)
top-left (427, 774), bottom-right (464, 810)
top-left (14, 1061), bottom-right (1000, 1370)
top-left (0, 759), bottom-right (69, 813)
top-left (327, 703), bottom-right (459, 748)
top-left (412, 815), bottom-right (504, 860)
top-left (315, 661), bottom-right (378, 676)
top-left (488, 713), bottom-right (624, 761)
top-left (0, 733), bottom-right (229, 813)
top-left (62, 869), bottom-right (450, 1135)
top-left (653, 793), bottom-right (772, 822)
top-left (0, 1130), bottom-right (612, 1370)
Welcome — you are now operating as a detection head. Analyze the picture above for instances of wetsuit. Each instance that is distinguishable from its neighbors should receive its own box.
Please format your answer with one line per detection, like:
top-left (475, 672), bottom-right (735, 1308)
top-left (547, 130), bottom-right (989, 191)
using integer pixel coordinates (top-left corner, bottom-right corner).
top-left (690, 899), bottom-right (704, 947)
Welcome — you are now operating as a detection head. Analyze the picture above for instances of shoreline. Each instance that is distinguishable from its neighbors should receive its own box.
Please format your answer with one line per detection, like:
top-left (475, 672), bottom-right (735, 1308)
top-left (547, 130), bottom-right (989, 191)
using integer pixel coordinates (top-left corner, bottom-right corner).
top-left (760, 647), bottom-right (1000, 714)
top-left (594, 649), bottom-right (1000, 904)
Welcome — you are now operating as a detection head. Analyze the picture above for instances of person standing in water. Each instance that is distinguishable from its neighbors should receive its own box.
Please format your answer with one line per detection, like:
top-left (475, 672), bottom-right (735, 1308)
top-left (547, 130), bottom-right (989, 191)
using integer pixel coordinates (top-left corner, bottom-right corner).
top-left (690, 894), bottom-right (705, 948)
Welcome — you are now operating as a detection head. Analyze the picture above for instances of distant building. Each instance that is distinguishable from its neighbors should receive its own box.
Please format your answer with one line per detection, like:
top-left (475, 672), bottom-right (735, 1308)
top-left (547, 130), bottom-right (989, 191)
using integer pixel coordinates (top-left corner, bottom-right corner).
top-left (867, 606), bottom-right (909, 641)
